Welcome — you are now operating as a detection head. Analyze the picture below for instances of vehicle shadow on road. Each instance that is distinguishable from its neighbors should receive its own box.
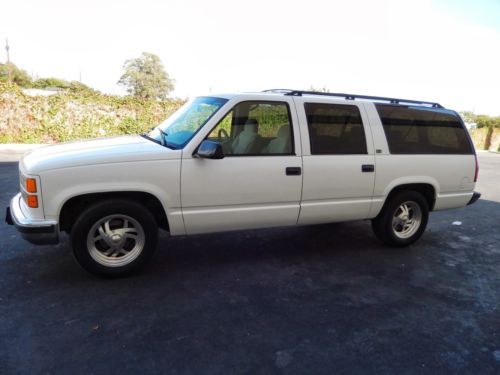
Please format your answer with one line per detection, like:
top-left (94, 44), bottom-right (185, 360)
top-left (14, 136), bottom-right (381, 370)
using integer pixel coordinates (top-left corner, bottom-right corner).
top-left (1, 160), bottom-right (498, 288)
top-left (156, 221), bottom-right (378, 266)
top-left (1, 219), bottom-right (387, 283)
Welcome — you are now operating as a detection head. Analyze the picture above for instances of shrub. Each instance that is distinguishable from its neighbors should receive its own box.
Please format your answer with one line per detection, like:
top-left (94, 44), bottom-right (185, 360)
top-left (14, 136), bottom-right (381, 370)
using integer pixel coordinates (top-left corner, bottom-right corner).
top-left (0, 82), bottom-right (184, 143)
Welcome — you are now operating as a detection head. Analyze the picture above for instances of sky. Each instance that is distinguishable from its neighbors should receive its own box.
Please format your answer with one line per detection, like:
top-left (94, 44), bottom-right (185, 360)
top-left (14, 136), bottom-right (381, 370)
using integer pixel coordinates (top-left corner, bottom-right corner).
top-left (1, 0), bottom-right (499, 115)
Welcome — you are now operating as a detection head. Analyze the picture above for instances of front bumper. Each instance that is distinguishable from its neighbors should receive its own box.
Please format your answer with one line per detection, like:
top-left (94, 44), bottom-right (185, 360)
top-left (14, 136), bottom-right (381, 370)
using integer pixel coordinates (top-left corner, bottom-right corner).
top-left (5, 193), bottom-right (59, 245)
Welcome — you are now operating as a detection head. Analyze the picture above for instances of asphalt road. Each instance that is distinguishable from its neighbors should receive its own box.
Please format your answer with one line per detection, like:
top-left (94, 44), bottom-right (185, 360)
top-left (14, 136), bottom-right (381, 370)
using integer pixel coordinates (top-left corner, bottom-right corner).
top-left (1, 153), bottom-right (499, 374)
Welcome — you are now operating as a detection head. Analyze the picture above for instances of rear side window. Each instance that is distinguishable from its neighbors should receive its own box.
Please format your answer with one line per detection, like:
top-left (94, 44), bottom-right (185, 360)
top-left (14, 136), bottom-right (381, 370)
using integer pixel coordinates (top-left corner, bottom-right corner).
top-left (376, 104), bottom-right (473, 154)
top-left (304, 103), bottom-right (367, 154)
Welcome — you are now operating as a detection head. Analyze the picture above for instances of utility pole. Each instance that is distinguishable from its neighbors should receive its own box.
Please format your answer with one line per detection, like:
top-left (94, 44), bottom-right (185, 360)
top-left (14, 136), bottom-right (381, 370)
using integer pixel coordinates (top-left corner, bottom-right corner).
top-left (5, 38), bottom-right (11, 82)
top-left (5, 38), bottom-right (9, 62)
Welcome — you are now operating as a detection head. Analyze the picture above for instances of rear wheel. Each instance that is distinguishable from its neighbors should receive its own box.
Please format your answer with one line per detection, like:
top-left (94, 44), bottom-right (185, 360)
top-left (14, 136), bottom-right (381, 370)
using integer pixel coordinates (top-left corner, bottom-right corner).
top-left (71, 199), bottom-right (158, 276)
top-left (372, 191), bottom-right (429, 247)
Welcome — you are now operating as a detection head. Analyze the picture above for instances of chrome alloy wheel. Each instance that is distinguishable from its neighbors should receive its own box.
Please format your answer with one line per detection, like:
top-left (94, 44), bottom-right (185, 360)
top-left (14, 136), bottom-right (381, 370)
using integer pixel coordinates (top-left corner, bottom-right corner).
top-left (86, 214), bottom-right (146, 267)
top-left (391, 201), bottom-right (422, 239)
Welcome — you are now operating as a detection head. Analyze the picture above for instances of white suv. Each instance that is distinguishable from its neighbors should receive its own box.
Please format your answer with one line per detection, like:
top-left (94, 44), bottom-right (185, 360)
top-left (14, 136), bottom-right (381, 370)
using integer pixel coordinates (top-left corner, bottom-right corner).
top-left (6, 90), bottom-right (480, 276)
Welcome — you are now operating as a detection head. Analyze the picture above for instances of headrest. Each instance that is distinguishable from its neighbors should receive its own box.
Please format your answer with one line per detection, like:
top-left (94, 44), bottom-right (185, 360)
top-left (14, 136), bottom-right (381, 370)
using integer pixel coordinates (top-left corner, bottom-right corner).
top-left (277, 124), bottom-right (290, 138)
top-left (243, 118), bottom-right (258, 133)
top-left (348, 126), bottom-right (363, 137)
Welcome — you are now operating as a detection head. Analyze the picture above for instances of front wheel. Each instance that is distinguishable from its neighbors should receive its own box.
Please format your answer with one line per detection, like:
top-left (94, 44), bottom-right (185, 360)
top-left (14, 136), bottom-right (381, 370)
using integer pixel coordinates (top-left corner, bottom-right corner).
top-left (371, 191), bottom-right (429, 247)
top-left (71, 199), bottom-right (158, 276)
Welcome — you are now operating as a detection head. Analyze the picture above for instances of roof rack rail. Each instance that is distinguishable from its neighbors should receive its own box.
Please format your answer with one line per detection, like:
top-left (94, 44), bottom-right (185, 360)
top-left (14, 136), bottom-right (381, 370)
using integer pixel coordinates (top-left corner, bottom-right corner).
top-left (262, 89), bottom-right (294, 94)
top-left (263, 89), bottom-right (443, 108)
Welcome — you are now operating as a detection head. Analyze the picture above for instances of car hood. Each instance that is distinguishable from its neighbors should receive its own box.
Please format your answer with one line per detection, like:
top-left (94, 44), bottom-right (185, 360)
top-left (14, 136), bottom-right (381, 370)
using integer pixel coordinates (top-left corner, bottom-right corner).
top-left (21, 135), bottom-right (181, 174)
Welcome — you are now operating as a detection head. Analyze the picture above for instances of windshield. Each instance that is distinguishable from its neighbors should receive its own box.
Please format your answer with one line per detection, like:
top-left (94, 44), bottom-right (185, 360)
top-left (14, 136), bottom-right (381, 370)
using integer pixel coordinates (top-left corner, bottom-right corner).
top-left (148, 96), bottom-right (228, 148)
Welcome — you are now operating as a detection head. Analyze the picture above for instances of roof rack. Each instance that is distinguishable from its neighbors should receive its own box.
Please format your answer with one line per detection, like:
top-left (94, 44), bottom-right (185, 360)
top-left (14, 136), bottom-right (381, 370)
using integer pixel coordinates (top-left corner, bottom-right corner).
top-left (262, 89), bottom-right (443, 108)
top-left (262, 89), bottom-right (296, 95)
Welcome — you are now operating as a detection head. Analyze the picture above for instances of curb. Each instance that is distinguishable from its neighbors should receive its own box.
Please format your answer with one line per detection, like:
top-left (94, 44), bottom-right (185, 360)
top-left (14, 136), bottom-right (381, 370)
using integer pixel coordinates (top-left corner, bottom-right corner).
top-left (1, 144), bottom-right (499, 158)
top-left (0, 144), bottom-right (48, 151)
top-left (477, 150), bottom-right (500, 154)
top-left (0, 144), bottom-right (48, 162)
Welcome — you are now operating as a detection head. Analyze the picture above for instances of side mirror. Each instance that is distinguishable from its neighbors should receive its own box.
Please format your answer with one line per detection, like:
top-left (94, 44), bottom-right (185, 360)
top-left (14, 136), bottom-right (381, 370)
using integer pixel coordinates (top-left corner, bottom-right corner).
top-left (195, 140), bottom-right (224, 159)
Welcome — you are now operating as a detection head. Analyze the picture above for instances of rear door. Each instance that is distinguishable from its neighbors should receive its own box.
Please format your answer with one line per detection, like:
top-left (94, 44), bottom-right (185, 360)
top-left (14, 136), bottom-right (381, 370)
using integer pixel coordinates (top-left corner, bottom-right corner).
top-left (293, 97), bottom-right (376, 225)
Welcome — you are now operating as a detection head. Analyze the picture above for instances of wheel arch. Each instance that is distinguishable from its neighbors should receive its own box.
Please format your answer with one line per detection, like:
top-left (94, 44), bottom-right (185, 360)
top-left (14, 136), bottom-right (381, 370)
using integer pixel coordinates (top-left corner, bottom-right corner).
top-left (376, 182), bottom-right (437, 217)
top-left (59, 191), bottom-right (169, 233)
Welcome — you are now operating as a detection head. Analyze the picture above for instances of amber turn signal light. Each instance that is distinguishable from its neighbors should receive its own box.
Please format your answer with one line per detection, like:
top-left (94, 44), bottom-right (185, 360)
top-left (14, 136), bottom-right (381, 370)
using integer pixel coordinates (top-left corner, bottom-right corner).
top-left (27, 195), bottom-right (38, 208)
top-left (26, 178), bottom-right (37, 193)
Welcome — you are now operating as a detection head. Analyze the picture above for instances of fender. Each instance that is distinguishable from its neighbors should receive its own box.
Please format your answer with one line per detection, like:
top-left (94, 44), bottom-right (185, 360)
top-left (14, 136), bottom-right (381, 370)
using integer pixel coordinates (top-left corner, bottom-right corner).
top-left (40, 160), bottom-right (186, 235)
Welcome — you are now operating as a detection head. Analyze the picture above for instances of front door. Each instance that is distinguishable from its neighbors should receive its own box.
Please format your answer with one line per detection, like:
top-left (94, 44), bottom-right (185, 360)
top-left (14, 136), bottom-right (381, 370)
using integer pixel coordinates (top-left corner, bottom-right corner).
top-left (181, 99), bottom-right (303, 234)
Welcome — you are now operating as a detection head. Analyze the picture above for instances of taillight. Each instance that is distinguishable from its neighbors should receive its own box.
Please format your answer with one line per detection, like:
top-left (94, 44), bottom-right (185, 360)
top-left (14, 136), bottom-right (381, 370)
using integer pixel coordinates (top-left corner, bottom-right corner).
top-left (474, 153), bottom-right (479, 182)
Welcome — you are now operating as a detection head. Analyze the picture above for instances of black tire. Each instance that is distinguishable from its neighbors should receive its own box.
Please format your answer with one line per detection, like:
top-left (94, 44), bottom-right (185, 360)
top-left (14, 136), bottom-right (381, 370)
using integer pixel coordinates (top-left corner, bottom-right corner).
top-left (371, 190), bottom-right (429, 247)
top-left (71, 199), bottom-right (158, 277)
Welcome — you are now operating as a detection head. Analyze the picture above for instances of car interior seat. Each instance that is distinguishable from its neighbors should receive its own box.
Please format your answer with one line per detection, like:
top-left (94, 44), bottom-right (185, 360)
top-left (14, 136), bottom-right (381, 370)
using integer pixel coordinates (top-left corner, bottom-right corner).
top-left (343, 125), bottom-right (366, 153)
top-left (265, 124), bottom-right (291, 154)
top-left (231, 119), bottom-right (260, 154)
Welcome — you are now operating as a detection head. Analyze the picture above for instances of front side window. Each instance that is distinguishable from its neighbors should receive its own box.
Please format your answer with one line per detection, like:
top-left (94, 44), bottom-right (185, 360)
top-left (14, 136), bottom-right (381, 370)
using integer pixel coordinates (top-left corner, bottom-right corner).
top-left (148, 96), bottom-right (227, 149)
top-left (305, 103), bottom-right (367, 154)
top-left (207, 101), bottom-right (294, 156)
top-left (376, 104), bottom-right (473, 154)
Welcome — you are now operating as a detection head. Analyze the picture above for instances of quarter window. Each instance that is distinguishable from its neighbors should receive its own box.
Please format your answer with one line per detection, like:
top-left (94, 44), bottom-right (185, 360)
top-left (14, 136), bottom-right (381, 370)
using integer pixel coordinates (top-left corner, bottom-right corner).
top-left (376, 104), bottom-right (473, 154)
top-left (304, 103), bottom-right (367, 154)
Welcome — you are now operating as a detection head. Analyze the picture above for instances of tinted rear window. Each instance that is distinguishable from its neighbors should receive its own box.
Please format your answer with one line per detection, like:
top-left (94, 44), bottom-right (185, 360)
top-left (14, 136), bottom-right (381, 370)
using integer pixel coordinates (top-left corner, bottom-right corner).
top-left (376, 104), bottom-right (473, 154)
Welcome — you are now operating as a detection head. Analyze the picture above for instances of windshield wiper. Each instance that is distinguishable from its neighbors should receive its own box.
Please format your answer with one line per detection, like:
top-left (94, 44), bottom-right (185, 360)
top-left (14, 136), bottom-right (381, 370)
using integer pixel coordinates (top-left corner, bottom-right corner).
top-left (157, 128), bottom-right (168, 146)
top-left (156, 128), bottom-right (176, 149)
top-left (140, 133), bottom-right (161, 145)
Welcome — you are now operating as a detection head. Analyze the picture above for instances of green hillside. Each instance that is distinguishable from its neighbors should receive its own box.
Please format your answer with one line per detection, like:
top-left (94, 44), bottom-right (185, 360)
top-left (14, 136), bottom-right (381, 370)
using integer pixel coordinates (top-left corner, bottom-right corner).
top-left (0, 82), bottom-right (184, 143)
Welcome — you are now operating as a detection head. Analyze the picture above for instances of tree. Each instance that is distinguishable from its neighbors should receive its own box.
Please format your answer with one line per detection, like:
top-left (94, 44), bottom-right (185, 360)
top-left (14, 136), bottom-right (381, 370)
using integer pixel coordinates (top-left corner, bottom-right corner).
top-left (0, 62), bottom-right (32, 87)
top-left (118, 52), bottom-right (174, 99)
top-left (460, 111), bottom-right (500, 129)
top-left (460, 111), bottom-right (476, 124)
